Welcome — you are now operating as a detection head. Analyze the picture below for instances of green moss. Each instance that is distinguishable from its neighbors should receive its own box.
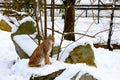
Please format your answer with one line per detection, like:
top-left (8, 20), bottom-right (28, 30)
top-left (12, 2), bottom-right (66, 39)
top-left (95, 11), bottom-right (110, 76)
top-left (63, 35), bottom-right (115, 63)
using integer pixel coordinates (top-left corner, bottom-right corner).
top-left (13, 21), bottom-right (36, 35)
top-left (0, 20), bottom-right (11, 32)
top-left (80, 73), bottom-right (97, 80)
top-left (65, 44), bottom-right (96, 67)
top-left (30, 69), bottom-right (65, 80)
top-left (52, 46), bottom-right (61, 55)
top-left (71, 71), bottom-right (80, 80)
top-left (11, 21), bottom-right (36, 59)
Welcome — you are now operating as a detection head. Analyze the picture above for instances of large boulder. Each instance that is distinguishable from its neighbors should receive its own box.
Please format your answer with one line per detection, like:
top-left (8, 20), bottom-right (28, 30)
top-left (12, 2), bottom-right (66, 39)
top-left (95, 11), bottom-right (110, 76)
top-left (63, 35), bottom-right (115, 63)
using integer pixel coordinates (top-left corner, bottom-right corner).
top-left (12, 21), bottom-right (36, 36)
top-left (30, 69), bottom-right (65, 80)
top-left (80, 73), bottom-right (97, 80)
top-left (65, 43), bottom-right (96, 67)
top-left (0, 20), bottom-right (11, 32)
top-left (71, 72), bottom-right (97, 80)
top-left (11, 21), bottom-right (37, 59)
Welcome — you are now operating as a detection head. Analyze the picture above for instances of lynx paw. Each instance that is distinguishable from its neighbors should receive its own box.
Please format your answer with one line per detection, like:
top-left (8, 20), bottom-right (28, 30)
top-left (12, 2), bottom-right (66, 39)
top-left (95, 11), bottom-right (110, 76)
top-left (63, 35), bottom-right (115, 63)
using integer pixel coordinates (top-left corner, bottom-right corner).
top-left (45, 62), bottom-right (52, 65)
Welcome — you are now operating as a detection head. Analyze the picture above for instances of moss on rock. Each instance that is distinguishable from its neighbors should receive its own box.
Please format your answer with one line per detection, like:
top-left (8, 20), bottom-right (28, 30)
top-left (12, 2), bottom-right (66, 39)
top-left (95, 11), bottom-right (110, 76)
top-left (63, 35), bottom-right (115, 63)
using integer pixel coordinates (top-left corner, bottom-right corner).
top-left (65, 44), bottom-right (96, 67)
top-left (0, 20), bottom-right (11, 32)
top-left (11, 21), bottom-right (36, 59)
top-left (30, 69), bottom-right (65, 80)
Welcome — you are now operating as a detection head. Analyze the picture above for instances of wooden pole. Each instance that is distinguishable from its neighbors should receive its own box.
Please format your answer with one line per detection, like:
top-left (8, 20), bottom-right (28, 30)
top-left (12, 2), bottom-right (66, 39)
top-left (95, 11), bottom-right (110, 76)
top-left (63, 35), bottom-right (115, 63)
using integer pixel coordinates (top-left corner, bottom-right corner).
top-left (98, 0), bottom-right (100, 23)
top-left (44, 0), bottom-right (47, 39)
top-left (51, 0), bottom-right (55, 57)
top-left (34, 1), bottom-right (41, 45)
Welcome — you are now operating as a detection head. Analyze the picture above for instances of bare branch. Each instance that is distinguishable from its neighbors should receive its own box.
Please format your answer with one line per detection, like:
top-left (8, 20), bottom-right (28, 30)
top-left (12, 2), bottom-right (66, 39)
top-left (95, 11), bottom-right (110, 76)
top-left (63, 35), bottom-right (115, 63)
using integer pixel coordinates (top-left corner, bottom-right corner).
top-left (48, 28), bottom-right (109, 38)
top-left (64, 32), bottom-right (94, 38)
top-left (93, 29), bottom-right (109, 37)
top-left (34, 1), bottom-right (41, 45)
top-left (75, 10), bottom-right (86, 22)
top-left (48, 28), bottom-right (62, 35)
top-left (44, 0), bottom-right (47, 38)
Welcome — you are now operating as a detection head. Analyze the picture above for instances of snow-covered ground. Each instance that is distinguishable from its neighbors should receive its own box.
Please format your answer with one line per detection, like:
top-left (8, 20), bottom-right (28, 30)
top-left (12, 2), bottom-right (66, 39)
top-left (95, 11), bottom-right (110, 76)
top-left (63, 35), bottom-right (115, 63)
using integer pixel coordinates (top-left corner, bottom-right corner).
top-left (0, 29), bottom-right (120, 80)
top-left (0, 14), bottom-right (120, 80)
top-left (0, 0), bottom-right (120, 80)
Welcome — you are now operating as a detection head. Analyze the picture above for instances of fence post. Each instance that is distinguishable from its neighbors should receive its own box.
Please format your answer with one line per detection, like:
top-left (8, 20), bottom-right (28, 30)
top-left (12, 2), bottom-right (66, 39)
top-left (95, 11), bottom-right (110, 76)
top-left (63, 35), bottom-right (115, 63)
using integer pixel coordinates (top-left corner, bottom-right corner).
top-left (86, 9), bottom-right (87, 17)
top-left (98, 0), bottom-right (100, 23)
top-left (50, 1), bottom-right (52, 21)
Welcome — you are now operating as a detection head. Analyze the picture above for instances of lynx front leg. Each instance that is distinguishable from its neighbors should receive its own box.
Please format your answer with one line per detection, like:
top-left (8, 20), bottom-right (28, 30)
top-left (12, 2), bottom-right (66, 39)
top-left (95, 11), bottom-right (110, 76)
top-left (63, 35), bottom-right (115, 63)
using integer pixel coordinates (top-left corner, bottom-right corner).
top-left (28, 61), bottom-right (41, 67)
top-left (44, 53), bottom-right (51, 65)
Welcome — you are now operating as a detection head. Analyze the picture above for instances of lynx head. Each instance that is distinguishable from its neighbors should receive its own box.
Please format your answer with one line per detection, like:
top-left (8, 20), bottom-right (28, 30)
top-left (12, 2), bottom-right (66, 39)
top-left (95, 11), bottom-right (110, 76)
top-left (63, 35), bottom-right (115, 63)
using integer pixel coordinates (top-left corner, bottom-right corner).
top-left (47, 35), bottom-right (54, 43)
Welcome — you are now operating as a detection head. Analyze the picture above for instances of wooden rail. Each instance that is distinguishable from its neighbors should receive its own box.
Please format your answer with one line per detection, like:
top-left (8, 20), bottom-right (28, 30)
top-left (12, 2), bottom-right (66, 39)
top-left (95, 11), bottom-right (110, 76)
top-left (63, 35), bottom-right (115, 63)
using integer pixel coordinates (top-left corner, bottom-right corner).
top-left (0, 2), bottom-right (120, 19)
top-left (0, 2), bottom-right (34, 9)
top-left (46, 4), bottom-right (120, 10)
top-left (0, 2), bottom-right (34, 18)
top-left (0, 2), bottom-right (120, 10)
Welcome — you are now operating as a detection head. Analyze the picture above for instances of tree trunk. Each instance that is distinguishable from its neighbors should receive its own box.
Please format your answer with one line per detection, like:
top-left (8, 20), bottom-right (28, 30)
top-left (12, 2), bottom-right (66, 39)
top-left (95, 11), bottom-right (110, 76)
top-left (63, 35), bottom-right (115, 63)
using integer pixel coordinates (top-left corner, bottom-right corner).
top-left (64, 0), bottom-right (75, 41)
top-left (107, 2), bottom-right (115, 51)
top-left (107, 13), bottom-right (113, 51)
top-left (44, 0), bottom-right (47, 39)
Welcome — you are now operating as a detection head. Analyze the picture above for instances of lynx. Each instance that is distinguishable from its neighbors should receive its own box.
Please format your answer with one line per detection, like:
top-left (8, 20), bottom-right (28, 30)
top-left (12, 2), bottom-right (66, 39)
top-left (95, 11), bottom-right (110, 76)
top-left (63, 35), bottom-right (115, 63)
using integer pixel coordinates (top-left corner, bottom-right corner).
top-left (28, 35), bottom-right (54, 67)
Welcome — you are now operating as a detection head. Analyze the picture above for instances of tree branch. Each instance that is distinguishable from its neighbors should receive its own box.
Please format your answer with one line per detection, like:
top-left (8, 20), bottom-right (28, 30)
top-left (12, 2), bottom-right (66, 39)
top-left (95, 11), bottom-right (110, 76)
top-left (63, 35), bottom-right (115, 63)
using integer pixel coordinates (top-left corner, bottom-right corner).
top-left (48, 28), bottom-right (108, 38)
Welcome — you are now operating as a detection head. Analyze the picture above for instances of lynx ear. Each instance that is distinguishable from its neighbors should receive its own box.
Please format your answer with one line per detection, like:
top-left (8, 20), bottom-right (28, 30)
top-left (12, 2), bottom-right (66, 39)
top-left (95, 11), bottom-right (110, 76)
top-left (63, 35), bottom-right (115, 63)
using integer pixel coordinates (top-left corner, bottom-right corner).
top-left (48, 35), bottom-right (54, 42)
top-left (48, 35), bottom-right (52, 39)
top-left (48, 35), bottom-right (52, 37)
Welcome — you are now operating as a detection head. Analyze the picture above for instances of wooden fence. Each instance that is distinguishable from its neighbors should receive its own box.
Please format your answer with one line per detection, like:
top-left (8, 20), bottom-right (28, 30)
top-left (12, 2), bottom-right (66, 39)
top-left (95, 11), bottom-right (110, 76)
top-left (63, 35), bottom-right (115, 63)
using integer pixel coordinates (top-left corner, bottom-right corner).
top-left (0, 1), bottom-right (120, 19)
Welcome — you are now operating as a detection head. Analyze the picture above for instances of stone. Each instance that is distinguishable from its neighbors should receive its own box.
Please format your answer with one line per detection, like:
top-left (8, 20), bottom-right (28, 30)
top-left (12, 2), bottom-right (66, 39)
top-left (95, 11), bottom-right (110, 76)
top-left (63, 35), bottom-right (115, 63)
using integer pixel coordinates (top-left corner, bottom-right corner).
top-left (65, 43), bottom-right (96, 67)
top-left (11, 21), bottom-right (36, 59)
top-left (30, 69), bottom-right (65, 80)
top-left (0, 20), bottom-right (11, 32)
top-left (80, 73), bottom-right (97, 80)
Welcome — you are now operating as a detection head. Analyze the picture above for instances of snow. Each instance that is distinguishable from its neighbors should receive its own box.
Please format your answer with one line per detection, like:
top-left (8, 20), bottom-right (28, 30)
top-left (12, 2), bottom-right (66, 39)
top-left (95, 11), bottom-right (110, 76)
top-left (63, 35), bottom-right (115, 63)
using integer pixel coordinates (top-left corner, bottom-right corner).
top-left (59, 37), bottom-right (94, 62)
top-left (18, 16), bottom-right (36, 26)
top-left (13, 35), bottom-right (37, 56)
top-left (0, 13), bottom-right (17, 32)
top-left (0, 30), bottom-right (18, 80)
top-left (0, 0), bottom-right (120, 80)
top-left (0, 28), bottom-right (120, 80)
